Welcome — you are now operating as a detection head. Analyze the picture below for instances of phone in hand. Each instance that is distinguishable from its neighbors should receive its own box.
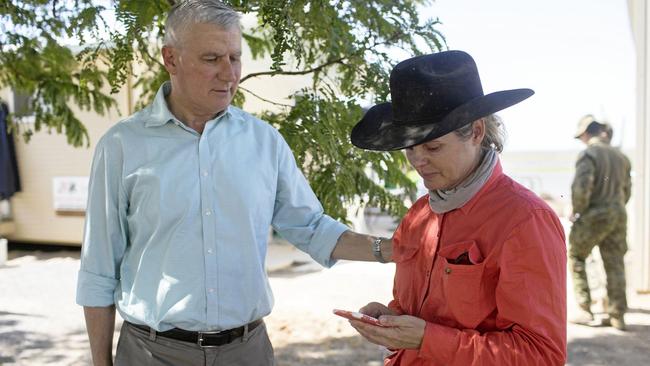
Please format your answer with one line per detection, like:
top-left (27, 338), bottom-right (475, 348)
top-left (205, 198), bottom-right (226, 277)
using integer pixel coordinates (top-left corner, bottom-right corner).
top-left (333, 309), bottom-right (385, 327)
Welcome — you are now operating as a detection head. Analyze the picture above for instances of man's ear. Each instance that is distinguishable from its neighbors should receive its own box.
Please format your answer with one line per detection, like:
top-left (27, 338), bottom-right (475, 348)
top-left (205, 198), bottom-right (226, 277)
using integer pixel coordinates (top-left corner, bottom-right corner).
top-left (162, 46), bottom-right (177, 74)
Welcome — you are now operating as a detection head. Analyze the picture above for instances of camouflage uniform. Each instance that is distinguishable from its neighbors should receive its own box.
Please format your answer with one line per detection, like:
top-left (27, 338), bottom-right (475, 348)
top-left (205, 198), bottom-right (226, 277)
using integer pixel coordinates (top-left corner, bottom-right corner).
top-left (569, 136), bottom-right (632, 318)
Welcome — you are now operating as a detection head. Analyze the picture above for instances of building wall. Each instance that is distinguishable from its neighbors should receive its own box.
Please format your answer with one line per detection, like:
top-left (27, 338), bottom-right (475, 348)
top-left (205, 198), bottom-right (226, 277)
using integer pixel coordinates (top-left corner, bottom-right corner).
top-left (1, 86), bottom-right (130, 245)
top-left (628, 0), bottom-right (650, 292)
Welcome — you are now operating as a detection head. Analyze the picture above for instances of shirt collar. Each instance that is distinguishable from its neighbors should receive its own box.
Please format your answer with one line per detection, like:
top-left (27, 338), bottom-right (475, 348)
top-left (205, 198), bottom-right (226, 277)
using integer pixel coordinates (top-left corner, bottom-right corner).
top-left (145, 81), bottom-right (232, 128)
top-left (145, 82), bottom-right (176, 128)
top-left (458, 159), bottom-right (503, 215)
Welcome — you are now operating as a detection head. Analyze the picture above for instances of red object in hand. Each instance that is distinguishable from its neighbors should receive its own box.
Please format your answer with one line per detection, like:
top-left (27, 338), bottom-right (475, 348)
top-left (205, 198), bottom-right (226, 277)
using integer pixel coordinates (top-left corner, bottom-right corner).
top-left (333, 309), bottom-right (385, 327)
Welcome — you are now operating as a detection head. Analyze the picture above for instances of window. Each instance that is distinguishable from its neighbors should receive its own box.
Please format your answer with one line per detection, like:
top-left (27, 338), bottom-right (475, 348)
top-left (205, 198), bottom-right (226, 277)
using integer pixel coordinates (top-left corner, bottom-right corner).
top-left (11, 89), bottom-right (35, 124)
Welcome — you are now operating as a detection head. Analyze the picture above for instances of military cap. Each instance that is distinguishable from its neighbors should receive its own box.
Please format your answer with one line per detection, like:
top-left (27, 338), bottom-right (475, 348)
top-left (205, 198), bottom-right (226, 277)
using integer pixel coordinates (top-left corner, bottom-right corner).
top-left (574, 114), bottom-right (604, 139)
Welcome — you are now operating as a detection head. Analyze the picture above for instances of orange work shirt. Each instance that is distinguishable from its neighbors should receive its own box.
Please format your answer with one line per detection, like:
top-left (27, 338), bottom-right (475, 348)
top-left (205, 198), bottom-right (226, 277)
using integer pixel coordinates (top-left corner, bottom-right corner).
top-left (387, 161), bottom-right (566, 366)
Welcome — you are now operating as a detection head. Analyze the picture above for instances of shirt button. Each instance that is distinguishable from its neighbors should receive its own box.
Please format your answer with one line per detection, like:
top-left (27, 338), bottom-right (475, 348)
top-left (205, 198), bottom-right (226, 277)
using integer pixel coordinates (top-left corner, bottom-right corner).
top-left (202, 171), bottom-right (208, 177)
top-left (205, 210), bottom-right (212, 216)
top-left (445, 268), bottom-right (452, 274)
top-left (207, 249), bottom-right (213, 254)
top-left (208, 288), bottom-right (214, 293)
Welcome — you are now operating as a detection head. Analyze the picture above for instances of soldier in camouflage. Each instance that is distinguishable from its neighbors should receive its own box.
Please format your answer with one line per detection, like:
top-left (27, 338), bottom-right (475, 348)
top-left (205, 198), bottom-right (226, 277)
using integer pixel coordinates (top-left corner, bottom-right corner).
top-left (569, 115), bottom-right (632, 330)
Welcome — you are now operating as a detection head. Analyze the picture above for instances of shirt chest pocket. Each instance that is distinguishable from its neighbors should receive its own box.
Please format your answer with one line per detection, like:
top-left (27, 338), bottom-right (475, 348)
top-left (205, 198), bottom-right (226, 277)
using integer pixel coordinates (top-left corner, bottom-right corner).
top-left (437, 240), bottom-right (497, 329)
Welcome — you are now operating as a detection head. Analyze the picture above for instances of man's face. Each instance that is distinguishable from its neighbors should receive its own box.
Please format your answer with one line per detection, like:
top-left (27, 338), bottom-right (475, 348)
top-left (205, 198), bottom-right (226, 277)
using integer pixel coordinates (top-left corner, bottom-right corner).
top-left (164, 23), bottom-right (242, 116)
top-left (578, 133), bottom-right (590, 144)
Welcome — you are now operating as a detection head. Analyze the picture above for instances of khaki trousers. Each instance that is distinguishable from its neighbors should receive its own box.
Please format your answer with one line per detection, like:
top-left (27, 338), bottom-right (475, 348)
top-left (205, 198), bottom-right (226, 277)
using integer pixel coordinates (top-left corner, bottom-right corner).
top-left (115, 321), bottom-right (275, 366)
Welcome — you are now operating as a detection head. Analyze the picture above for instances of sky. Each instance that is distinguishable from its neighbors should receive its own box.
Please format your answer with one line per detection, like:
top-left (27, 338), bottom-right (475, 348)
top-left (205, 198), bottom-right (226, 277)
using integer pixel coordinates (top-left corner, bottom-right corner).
top-left (53, 0), bottom-right (636, 152)
top-left (419, 0), bottom-right (637, 151)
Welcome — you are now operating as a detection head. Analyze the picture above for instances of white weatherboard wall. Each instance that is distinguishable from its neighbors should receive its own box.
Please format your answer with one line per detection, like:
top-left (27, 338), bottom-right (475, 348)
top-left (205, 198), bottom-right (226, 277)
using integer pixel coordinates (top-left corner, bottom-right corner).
top-left (0, 86), bottom-right (127, 245)
top-left (629, 0), bottom-right (650, 292)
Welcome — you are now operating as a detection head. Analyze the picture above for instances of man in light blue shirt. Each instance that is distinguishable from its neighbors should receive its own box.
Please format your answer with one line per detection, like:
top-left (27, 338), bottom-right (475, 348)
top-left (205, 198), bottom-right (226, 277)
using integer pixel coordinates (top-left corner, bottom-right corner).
top-left (76, 1), bottom-right (392, 365)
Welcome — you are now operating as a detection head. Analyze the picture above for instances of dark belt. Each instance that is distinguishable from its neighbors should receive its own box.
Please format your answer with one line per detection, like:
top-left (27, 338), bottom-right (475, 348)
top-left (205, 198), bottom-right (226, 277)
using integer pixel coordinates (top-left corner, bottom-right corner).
top-left (128, 319), bottom-right (263, 347)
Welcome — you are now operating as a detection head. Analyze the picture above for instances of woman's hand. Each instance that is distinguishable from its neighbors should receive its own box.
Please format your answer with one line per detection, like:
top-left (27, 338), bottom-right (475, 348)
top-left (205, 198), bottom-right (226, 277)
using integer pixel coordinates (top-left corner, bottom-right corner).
top-left (351, 304), bottom-right (426, 350)
top-left (359, 302), bottom-right (397, 318)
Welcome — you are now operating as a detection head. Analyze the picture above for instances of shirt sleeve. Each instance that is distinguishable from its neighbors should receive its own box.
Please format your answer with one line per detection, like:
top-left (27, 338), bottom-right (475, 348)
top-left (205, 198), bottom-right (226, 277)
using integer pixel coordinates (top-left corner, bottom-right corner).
top-left (387, 223), bottom-right (404, 315)
top-left (571, 151), bottom-right (596, 215)
top-left (417, 209), bottom-right (567, 366)
top-left (387, 219), bottom-right (405, 315)
top-left (271, 135), bottom-right (349, 267)
top-left (76, 133), bottom-right (129, 307)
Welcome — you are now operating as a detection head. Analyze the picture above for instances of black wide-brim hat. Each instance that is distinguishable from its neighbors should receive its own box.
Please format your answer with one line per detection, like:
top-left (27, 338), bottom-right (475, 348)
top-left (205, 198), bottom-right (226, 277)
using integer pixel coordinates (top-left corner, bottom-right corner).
top-left (350, 50), bottom-right (534, 151)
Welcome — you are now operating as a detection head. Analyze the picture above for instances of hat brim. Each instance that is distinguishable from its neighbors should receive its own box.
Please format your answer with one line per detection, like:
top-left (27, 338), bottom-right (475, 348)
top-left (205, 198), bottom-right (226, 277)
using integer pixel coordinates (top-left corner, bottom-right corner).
top-left (351, 88), bottom-right (534, 151)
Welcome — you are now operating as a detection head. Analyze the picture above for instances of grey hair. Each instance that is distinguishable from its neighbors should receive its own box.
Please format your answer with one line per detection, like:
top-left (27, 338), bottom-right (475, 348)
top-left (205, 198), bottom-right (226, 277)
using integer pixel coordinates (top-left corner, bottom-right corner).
top-left (164, 0), bottom-right (241, 47)
top-left (454, 114), bottom-right (507, 153)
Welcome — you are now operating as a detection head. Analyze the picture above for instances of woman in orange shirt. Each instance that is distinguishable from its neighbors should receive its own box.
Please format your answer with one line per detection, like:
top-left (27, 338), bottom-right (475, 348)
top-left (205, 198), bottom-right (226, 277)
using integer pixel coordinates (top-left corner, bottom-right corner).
top-left (348, 50), bottom-right (567, 365)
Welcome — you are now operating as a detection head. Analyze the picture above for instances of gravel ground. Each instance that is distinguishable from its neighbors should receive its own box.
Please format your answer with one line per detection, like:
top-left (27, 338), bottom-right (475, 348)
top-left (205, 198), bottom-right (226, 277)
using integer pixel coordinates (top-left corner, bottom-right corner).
top-left (0, 240), bottom-right (649, 366)
top-left (0, 247), bottom-right (394, 366)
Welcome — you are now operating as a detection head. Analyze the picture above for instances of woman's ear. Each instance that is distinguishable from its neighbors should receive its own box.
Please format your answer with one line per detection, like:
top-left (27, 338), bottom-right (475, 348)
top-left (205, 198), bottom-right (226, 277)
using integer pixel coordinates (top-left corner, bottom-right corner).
top-left (472, 118), bottom-right (487, 145)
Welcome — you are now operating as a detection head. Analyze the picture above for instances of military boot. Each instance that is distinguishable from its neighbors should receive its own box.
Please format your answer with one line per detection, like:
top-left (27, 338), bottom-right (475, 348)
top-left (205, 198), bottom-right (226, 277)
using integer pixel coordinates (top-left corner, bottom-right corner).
top-left (569, 304), bottom-right (595, 325)
top-left (602, 315), bottom-right (626, 331)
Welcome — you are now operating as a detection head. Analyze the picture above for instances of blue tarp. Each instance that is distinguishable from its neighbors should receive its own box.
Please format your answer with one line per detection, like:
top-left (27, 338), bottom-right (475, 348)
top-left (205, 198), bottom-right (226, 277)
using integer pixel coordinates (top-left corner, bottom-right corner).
top-left (0, 102), bottom-right (21, 200)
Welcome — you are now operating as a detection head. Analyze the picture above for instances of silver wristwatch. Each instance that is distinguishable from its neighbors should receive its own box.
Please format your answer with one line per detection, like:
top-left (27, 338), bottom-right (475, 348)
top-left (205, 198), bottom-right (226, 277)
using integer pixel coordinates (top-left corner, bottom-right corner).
top-left (372, 237), bottom-right (389, 263)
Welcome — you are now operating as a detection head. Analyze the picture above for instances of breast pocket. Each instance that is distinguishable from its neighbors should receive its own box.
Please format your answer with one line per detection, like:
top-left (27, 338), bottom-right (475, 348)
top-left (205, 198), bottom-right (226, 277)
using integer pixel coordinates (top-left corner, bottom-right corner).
top-left (393, 243), bottom-right (419, 264)
top-left (438, 240), bottom-right (496, 329)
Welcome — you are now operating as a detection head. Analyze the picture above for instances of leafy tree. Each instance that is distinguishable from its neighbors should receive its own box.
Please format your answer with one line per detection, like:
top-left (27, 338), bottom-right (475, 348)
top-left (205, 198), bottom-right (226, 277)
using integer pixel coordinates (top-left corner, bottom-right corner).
top-left (0, 0), bottom-right (445, 221)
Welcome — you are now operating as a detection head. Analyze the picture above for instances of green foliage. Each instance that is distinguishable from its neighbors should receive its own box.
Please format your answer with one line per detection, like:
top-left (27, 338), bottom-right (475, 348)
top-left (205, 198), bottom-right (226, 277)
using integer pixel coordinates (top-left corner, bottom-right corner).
top-left (0, 0), bottom-right (116, 146)
top-left (262, 89), bottom-right (414, 220)
top-left (0, 0), bottom-right (445, 220)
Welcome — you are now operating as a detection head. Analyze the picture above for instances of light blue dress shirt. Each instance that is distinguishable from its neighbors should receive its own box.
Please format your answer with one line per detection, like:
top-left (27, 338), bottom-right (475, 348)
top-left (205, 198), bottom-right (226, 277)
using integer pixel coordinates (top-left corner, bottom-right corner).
top-left (76, 82), bottom-right (349, 331)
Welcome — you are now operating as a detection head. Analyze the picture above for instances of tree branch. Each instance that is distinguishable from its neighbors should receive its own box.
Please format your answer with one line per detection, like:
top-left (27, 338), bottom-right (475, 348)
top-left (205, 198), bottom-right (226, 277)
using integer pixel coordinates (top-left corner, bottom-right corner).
top-left (240, 56), bottom-right (347, 83)
top-left (238, 28), bottom-right (408, 85)
top-left (137, 41), bottom-right (164, 69)
top-left (238, 86), bottom-right (293, 108)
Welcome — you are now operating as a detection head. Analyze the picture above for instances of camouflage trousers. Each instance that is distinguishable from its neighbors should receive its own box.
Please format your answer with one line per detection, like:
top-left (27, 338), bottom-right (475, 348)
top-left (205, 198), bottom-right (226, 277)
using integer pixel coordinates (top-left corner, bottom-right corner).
top-left (569, 205), bottom-right (628, 317)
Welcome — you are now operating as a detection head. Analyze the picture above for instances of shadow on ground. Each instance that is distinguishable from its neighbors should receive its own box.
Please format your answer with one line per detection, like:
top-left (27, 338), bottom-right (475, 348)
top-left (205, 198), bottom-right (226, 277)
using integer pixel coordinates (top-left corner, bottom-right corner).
top-left (0, 311), bottom-right (118, 366)
top-left (273, 334), bottom-right (385, 366)
top-left (7, 242), bottom-right (80, 261)
top-left (567, 323), bottom-right (650, 365)
top-left (628, 307), bottom-right (650, 315)
top-left (268, 261), bottom-right (323, 279)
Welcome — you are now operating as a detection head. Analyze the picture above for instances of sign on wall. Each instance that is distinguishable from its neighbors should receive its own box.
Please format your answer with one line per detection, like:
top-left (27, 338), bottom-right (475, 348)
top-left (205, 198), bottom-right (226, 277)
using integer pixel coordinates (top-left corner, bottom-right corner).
top-left (52, 176), bottom-right (89, 212)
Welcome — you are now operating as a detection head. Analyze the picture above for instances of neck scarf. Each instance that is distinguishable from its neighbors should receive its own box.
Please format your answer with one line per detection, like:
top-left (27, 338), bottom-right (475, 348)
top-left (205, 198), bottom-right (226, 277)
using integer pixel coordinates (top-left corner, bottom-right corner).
top-left (428, 148), bottom-right (498, 214)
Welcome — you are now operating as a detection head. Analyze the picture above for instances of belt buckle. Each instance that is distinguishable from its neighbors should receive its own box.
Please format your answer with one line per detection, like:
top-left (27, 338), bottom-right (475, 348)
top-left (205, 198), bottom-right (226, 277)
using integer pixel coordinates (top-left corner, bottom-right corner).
top-left (197, 331), bottom-right (223, 348)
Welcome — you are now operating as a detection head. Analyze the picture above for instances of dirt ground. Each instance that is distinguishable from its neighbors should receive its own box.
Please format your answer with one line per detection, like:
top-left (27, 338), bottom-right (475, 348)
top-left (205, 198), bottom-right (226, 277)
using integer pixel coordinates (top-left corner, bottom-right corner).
top-left (0, 242), bottom-right (649, 365)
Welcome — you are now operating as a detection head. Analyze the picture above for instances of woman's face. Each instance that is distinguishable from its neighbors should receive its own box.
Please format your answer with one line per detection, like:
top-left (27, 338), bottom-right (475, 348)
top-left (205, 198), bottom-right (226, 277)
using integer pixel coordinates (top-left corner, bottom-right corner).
top-left (405, 120), bottom-right (486, 191)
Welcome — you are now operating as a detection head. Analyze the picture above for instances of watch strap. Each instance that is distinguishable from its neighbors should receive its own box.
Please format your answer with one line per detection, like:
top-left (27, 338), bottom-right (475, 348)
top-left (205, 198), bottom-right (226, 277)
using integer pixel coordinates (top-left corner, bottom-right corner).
top-left (372, 237), bottom-right (388, 263)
